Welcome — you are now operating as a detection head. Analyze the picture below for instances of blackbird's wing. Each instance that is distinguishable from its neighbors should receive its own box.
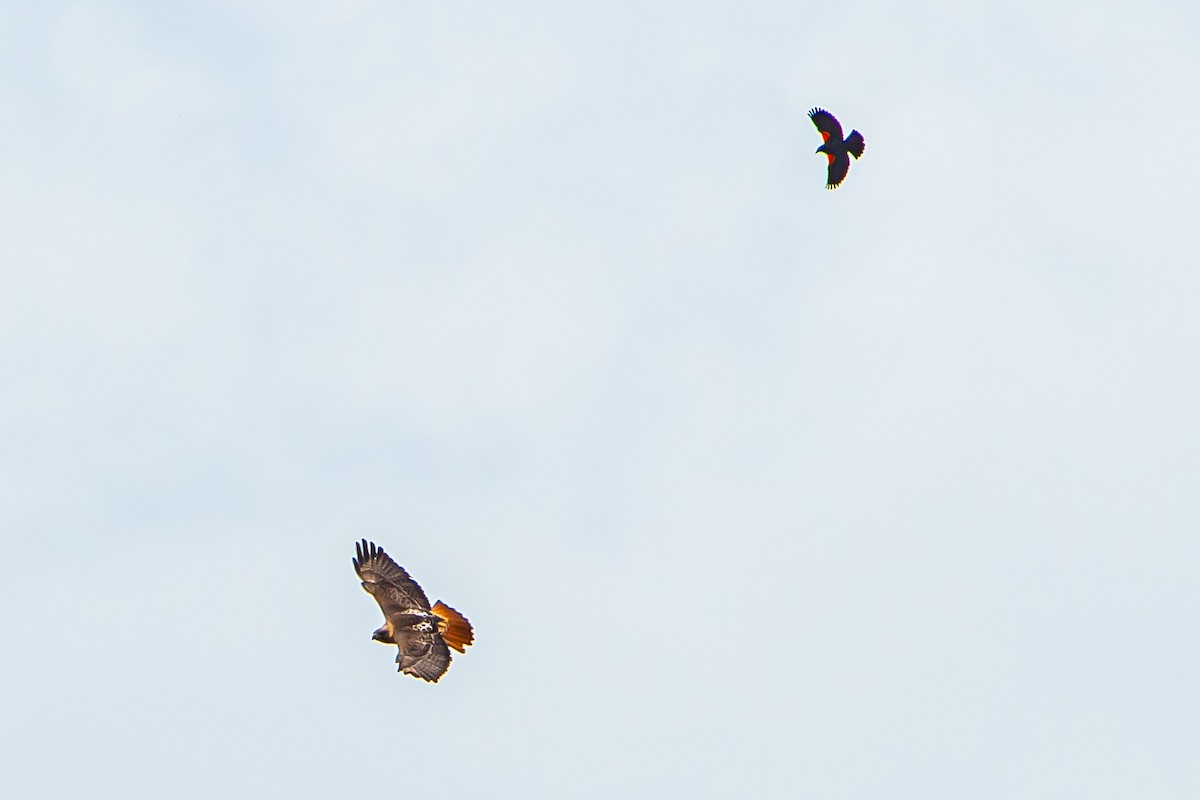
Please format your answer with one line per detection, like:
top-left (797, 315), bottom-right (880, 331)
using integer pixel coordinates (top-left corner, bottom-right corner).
top-left (825, 151), bottom-right (851, 189)
top-left (808, 108), bottom-right (845, 143)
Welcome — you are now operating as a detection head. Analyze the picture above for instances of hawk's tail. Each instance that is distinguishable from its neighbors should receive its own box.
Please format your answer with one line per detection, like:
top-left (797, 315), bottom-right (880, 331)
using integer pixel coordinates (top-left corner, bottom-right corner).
top-left (846, 130), bottom-right (865, 159)
top-left (432, 601), bottom-right (474, 654)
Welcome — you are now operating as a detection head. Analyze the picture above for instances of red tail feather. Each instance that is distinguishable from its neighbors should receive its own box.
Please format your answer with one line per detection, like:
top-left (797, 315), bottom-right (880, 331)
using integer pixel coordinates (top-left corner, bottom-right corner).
top-left (432, 601), bottom-right (474, 654)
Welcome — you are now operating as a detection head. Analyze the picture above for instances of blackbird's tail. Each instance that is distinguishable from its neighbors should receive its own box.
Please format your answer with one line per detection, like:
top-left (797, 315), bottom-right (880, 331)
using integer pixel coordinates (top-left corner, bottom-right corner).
top-left (846, 130), bottom-right (865, 159)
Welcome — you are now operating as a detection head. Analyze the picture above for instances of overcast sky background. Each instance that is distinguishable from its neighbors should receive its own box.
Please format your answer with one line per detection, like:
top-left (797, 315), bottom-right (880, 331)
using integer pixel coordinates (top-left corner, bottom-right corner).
top-left (2, 1), bottom-right (1199, 797)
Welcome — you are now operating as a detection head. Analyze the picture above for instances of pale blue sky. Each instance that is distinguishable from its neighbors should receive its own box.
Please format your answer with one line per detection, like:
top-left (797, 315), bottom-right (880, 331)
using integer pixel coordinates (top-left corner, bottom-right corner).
top-left (2, 1), bottom-right (1199, 797)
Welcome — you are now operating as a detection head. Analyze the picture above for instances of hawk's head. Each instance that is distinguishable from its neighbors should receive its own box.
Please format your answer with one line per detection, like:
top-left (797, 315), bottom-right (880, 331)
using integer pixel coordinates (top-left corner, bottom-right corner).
top-left (371, 625), bottom-right (395, 644)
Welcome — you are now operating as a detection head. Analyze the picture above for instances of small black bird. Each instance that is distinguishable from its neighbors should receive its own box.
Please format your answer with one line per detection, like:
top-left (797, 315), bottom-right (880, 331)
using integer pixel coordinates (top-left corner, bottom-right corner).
top-left (809, 108), bottom-right (865, 189)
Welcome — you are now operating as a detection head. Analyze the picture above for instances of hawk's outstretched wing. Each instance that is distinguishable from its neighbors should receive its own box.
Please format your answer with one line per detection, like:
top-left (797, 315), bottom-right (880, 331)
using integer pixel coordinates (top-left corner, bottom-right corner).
top-left (808, 108), bottom-right (844, 143)
top-left (392, 627), bottom-right (452, 682)
top-left (353, 539), bottom-right (431, 617)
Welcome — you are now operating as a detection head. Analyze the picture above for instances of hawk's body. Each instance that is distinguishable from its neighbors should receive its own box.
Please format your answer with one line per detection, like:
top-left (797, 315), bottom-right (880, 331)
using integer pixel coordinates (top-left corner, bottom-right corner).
top-left (353, 539), bottom-right (473, 682)
top-left (809, 108), bottom-right (865, 189)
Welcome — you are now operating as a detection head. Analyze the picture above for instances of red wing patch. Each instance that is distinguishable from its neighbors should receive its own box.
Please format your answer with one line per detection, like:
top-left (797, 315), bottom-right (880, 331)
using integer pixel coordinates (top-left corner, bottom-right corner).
top-left (825, 153), bottom-right (835, 164)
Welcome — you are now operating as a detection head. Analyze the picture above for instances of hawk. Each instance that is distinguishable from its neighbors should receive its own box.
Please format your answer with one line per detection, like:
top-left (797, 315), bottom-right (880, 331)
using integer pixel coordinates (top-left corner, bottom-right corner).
top-left (352, 539), bottom-right (474, 682)
top-left (809, 108), bottom-right (865, 189)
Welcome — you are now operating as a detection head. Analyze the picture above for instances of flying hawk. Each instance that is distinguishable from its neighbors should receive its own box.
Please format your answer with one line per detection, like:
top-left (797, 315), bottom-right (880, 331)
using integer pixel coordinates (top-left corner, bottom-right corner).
top-left (352, 539), bottom-right (474, 682)
top-left (809, 108), bottom-right (865, 189)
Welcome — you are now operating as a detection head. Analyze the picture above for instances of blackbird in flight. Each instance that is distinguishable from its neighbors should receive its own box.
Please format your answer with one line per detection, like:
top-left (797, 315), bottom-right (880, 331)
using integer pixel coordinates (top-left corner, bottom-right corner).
top-left (809, 108), bottom-right (865, 189)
